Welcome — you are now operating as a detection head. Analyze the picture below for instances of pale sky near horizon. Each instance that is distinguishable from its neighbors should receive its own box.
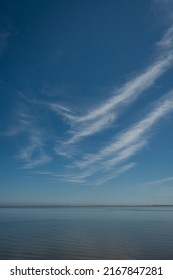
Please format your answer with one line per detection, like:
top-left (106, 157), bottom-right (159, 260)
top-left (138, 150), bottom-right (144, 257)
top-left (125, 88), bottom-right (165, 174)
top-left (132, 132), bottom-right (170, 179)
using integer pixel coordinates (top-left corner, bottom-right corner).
top-left (0, 0), bottom-right (173, 205)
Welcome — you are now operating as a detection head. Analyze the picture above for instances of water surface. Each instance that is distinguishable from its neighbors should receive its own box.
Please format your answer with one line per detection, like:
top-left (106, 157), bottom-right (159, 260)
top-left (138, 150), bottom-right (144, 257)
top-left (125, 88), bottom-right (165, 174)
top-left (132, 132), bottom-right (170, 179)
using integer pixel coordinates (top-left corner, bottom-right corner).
top-left (0, 206), bottom-right (173, 259)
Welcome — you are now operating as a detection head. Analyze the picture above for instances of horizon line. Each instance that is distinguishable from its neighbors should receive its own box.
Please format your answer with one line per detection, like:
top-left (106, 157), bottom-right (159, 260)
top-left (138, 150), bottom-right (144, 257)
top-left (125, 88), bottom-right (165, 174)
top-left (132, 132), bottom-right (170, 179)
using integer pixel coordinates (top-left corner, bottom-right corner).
top-left (0, 204), bottom-right (173, 208)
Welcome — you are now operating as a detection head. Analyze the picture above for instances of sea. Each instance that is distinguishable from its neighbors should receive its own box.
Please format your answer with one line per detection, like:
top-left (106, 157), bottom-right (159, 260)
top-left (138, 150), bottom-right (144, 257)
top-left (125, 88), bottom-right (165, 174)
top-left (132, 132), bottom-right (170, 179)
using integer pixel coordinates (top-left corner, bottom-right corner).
top-left (0, 206), bottom-right (173, 259)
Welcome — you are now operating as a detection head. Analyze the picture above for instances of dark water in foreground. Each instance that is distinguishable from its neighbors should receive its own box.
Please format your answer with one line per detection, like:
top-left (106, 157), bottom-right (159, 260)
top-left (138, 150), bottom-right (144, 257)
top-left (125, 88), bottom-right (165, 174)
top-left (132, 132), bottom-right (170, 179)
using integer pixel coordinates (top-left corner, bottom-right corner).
top-left (0, 206), bottom-right (173, 259)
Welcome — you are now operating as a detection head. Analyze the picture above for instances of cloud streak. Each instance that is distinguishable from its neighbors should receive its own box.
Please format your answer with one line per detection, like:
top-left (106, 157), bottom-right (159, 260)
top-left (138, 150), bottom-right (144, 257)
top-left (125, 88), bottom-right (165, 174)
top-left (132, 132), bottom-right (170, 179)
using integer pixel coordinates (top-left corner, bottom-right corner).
top-left (8, 106), bottom-right (52, 169)
top-left (65, 113), bottom-right (116, 144)
top-left (18, 131), bottom-right (51, 169)
top-left (143, 176), bottom-right (173, 186)
top-left (157, 25), bottom-right (173, 49)
top-left (53, 90), bottom-right (173, 184)
top-left (48, 26), bottom-right (173, 147)
top-left (95, 162), bottom-right (136, 186)
top-left (76, 90), bottom-right (173, 171)
top-left (153, 0), bottom-right (173, 22)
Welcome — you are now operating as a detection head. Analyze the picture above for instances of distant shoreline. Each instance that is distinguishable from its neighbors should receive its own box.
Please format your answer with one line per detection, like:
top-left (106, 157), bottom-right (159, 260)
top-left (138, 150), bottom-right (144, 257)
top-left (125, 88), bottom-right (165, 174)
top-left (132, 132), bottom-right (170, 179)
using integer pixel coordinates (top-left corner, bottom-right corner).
top-left (0, 204), bottom-right (173, 208)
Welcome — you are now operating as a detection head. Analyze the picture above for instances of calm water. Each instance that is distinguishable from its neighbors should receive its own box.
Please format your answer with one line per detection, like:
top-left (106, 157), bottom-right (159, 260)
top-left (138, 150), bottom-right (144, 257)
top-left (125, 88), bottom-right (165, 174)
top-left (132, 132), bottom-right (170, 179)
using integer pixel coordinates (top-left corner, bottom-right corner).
top-left (0, 206), bottom-right (173, 259)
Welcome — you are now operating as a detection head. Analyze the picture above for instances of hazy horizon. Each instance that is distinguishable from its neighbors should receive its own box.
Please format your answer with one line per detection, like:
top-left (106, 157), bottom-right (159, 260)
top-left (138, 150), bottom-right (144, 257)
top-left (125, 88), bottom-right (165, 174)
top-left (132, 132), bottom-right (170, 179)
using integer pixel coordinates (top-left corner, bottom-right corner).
top-left (0, 203), bottom-right (173, 207)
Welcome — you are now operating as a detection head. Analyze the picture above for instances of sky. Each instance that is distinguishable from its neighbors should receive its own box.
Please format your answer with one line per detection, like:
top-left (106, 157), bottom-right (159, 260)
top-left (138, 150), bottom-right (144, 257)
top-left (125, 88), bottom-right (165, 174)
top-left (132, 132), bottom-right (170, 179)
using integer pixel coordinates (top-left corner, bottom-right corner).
top-left (0, 0), bottom-right (173, 205)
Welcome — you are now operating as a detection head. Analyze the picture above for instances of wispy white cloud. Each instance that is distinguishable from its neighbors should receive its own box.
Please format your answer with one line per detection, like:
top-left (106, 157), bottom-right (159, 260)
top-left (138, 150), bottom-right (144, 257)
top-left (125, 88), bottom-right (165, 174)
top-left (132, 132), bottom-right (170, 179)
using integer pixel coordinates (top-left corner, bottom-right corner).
top-left (153, 0), bottom-right (173, 22)
top-left (95, 163), bottom-right (136, 186)
top-left (157, 25), bottom-right (173, 49)
top-left (60, 178), bottom-right (86, 183)
top-left (17, 130), bottom-right (51, 169)
top-left (76, 90), bottom-right (173, 169)
top-left (1, 110), bottom-right (32, 137)
top-left (45, 87), bottom-right (173, 185)
top-left (43, 161), bottom-right (136, 185)
top-left (34, 170), bottom-right (54, 175)
top-left (36, 32), bottom-right (173, 185)
top-left (48, 102), bottom-right (73, 116)
top-left (72, 55), bottom-right (173, 124)
top-left (143, 176), bottom-right (173, 186)
top-left (48, 26), bottom-right (173, 148)
top-left (49, 167), bottom-right (98, 184)
top-left (63, 53), bottom-right (173, 146)
top-left (55, 141), bottom-right (145, 184)
top-left (65, 113), bottom-right (115, 144)
top-left (6, 105), bottom-right (52, 169)
top-left (105, 141), bottom-right (146, 168)
top-left (20, 153), bottom-right (51, 169)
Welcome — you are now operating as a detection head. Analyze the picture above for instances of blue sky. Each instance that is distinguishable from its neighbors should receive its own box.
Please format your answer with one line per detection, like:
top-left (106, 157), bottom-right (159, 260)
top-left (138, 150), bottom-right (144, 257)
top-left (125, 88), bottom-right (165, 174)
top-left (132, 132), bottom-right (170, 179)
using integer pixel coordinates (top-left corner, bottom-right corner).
top-left (0, 0), bottom-right (173, 205)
